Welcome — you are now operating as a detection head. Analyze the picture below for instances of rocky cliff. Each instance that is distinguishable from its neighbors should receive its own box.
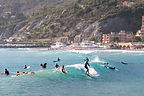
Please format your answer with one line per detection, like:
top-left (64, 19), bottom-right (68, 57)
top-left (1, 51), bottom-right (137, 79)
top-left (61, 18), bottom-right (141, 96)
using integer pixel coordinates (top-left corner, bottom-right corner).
top-left (0, 0), bottom-right (144, 43)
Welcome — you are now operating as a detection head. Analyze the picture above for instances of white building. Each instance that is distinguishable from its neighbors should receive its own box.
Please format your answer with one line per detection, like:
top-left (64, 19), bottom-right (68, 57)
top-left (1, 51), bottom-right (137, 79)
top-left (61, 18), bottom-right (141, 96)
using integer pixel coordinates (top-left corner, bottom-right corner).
top-left (51, 42), bottom-right (66, 48)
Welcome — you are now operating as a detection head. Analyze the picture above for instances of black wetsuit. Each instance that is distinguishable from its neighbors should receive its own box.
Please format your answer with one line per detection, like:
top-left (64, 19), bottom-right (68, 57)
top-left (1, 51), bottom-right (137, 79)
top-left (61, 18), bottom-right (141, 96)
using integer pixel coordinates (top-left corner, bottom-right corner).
top-left (57, 58), bottom-right (60, 61)
top-left (41, 63), bottom-right (47, 69)
top-left (24, 65), bottom-right (27, 69)
top-left (55, 64), bottom-right (59, 68)
top-left (43, 63), bottom-right (47, 68)
top-left (5, 69), bottom-right (9, 75)
top-left (85, 61), bottom-right (90, 73)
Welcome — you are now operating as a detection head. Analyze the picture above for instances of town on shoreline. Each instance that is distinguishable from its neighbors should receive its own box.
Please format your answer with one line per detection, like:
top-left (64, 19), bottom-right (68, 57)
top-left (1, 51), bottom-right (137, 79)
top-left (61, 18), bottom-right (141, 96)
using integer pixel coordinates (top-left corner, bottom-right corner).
top-left (1, 16), bottom-right (144, 50)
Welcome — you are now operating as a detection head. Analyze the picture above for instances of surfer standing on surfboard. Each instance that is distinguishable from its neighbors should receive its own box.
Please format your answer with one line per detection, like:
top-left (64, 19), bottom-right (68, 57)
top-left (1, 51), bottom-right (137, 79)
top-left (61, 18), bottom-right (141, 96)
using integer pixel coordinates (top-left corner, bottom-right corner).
top-left (85, 57), bottom-right (90, 74)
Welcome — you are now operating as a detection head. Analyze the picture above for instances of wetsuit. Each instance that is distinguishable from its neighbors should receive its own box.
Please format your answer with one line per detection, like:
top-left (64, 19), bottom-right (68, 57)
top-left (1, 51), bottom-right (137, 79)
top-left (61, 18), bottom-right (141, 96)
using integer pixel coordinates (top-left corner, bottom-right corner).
top-left (41, 63), bottom-right (47, 68)
top-left (57, 58), bottom-right (60, 61)
top-left (85, 61), bottom-right (90, 73)
top-left (55, 64), bottom-right (59, 68)
top-left (5, 69), bottom-right (9, 75)
top-left (24, 65), bottom-right (27, 69)
top-left (62, 66), bottom-right (66, 74)
top-left (44, 63), bottom-right (47, 68)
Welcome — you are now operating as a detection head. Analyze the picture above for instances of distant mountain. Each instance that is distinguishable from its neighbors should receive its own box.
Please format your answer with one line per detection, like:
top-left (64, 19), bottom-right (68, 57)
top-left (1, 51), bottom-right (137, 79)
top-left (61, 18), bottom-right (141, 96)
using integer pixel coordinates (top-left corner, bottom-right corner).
top-left (0, 0), bottom-right (144, 43)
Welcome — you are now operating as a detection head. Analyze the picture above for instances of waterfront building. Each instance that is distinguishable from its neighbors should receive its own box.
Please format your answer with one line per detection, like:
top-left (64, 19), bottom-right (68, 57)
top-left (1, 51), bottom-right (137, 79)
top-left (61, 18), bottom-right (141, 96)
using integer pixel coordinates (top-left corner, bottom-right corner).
top-left (136, 16), bottom-right (144, 37)
top-left (51, 42), bottom-right (66, 48)
top-left (81, 41), bottom-right (96, 47)
top-left (103, 31), bottom-right (133, 44)
top-left (123, 1), bottom-right (134, 7)
top-left (69, 43), bottom-right (80, 48)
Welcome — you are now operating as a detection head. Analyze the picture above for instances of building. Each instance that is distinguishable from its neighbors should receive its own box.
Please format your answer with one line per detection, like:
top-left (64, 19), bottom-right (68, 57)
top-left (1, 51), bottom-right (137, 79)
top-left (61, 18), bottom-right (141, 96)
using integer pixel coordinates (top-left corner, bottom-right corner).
top-left (80, 41), bottom-right (96, 48)
top-left (123, 1), bottom-right (134, 7)
top-left (51, 42), bottom-right (66, 48)
top-left (103, 34), bottom-right (110, 44)
top-left (118, 42), bottom-right (144, 49)
top-left (69, 43), bottom-right (80, 48)
top-left (103, 31), bottom-right (133, 44)
top-left (136, 16), bottom-right (144, 37)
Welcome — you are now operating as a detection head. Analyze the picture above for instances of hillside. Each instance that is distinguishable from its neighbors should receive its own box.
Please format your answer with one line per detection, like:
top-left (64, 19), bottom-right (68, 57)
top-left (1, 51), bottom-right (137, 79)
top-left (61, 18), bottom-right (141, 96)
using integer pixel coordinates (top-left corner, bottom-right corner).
top-left (0, 0), bottom-right (144, 43)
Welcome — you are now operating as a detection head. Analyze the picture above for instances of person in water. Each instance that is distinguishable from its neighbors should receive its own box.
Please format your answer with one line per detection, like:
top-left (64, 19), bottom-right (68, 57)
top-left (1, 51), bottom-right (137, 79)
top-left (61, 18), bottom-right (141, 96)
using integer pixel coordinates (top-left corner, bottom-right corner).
top-left (24, 65), bottom-right (27, 69)
top-left (57, 57), bottom-right (60, 61)
top-left (104, 66), bottom-right (116, 70)
top-left (62, 65), bottom-right (66, 74)
top-left (5, 69), bottom-right (9, 75)
top-left (23, 72), bottom-right (35, 74)
top-left (55, 63), bottom-right (59, 68)
top-left (40, 63), bottom-right (47, 69)
top-left (85, 61), bottom-right (90, 74)
top-left (104, 62), bottom-right (109, 65)
top-left (17, 71), bottom-right (22, 76)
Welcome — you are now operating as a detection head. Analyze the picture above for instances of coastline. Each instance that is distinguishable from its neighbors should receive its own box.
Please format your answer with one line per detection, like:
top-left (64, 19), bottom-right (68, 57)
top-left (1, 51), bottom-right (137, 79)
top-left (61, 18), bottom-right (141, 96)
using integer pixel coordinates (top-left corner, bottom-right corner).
top-left (10, 47), bottom-right (144, 52)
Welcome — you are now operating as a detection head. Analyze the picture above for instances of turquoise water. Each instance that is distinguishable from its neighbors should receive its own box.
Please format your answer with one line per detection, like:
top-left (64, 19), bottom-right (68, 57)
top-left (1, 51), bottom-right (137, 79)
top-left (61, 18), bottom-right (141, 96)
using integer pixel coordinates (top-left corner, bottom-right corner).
top-left (0, 49), bottom-right (144, 96)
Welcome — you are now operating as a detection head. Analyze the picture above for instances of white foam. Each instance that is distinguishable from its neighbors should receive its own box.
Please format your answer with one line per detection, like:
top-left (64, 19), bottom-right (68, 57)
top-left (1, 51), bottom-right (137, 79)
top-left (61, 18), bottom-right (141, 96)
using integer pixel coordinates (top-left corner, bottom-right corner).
top-left (91, 56), bottom-right (105, 63)
top-left (69, 50), bottom-right (95, 54)
top-left (66, 64), bottom-right (99, 77)
top-left (97, 49), bottom-right (144, 53)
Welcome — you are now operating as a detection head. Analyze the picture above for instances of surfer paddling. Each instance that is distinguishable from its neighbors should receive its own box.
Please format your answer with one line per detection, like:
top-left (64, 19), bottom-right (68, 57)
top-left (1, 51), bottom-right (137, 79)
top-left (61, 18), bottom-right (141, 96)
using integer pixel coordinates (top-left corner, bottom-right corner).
top-left (17, 71), bottom-right (22, 76)
top-left (104, 66), bottom-right (116, 70)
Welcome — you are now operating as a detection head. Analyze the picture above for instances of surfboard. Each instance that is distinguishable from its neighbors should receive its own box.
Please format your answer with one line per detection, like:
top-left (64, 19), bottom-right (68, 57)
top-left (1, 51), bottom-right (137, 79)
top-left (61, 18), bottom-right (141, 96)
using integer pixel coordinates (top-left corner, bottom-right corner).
top-left (84, 66), bottom-right (99, 77)
top-left (86, 72), bottom-right (91, 76)
top-left (24, 66), bottom-right (31, 69)
top-left (0, 73), bottom-right (7, 75)
top-left (27, 66), bottom-right (31, 69)
top-left (53, 60), bottom-right (58, 62)
top-left (11, 75), bottom-right (17, 77)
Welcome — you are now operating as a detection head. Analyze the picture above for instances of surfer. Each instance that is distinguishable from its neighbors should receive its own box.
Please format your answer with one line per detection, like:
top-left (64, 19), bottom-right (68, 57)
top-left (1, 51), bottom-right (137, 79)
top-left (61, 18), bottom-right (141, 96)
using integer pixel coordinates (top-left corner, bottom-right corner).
top-left (23, 72), bottom-right (35, 74)
top-left (5, 69), bottom-right (9, 75)
top-left (104, 62), bottom-right (109, 65)
top-left (43, 63), bottom-right (47, 68)
top-left (105, 66), bottom-right (116, 70)
top-left (121, 62), bottom-right (128, 64)
top-left (62, 65), bottom-right (66, 74)
top-left (17, 71), bottom-right (22, 76)
top-left (85, 61), bottom-right (90, 74)
top-left (24, 65), bottom-right (27, 69)
top-left (57, 57), bottom-right (60, 61)
top-left (55, 63), bottom-right (59, 68)
top-left (40, 63), bottom-right (47, 69)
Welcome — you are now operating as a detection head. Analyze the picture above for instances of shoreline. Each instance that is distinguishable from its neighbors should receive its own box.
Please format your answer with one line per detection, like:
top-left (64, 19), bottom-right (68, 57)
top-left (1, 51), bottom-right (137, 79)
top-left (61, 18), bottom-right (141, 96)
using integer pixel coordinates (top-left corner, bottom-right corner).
top-left (3, 47), bottom-right (144, 52)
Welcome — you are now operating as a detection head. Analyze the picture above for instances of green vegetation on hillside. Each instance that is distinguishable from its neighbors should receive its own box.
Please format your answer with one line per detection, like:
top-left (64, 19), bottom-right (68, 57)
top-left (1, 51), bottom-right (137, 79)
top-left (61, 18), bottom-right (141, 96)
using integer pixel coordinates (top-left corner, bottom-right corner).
top-left (25, 0), bottom-right (144, 40)
top-left (0, 0), bottom-right (144, 43)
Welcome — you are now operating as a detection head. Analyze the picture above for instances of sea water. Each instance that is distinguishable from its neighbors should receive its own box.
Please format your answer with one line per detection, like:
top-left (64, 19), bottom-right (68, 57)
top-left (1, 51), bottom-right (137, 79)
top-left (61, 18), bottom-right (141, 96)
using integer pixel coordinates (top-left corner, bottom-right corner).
top-left (0, 48), bottom-right (144, 96)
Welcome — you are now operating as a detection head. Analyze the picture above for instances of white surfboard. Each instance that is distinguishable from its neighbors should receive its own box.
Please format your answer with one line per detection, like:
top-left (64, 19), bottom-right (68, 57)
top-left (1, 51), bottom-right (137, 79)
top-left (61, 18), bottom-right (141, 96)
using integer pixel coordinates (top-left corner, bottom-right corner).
top-left (27, 66), bottom-right (31, 69)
